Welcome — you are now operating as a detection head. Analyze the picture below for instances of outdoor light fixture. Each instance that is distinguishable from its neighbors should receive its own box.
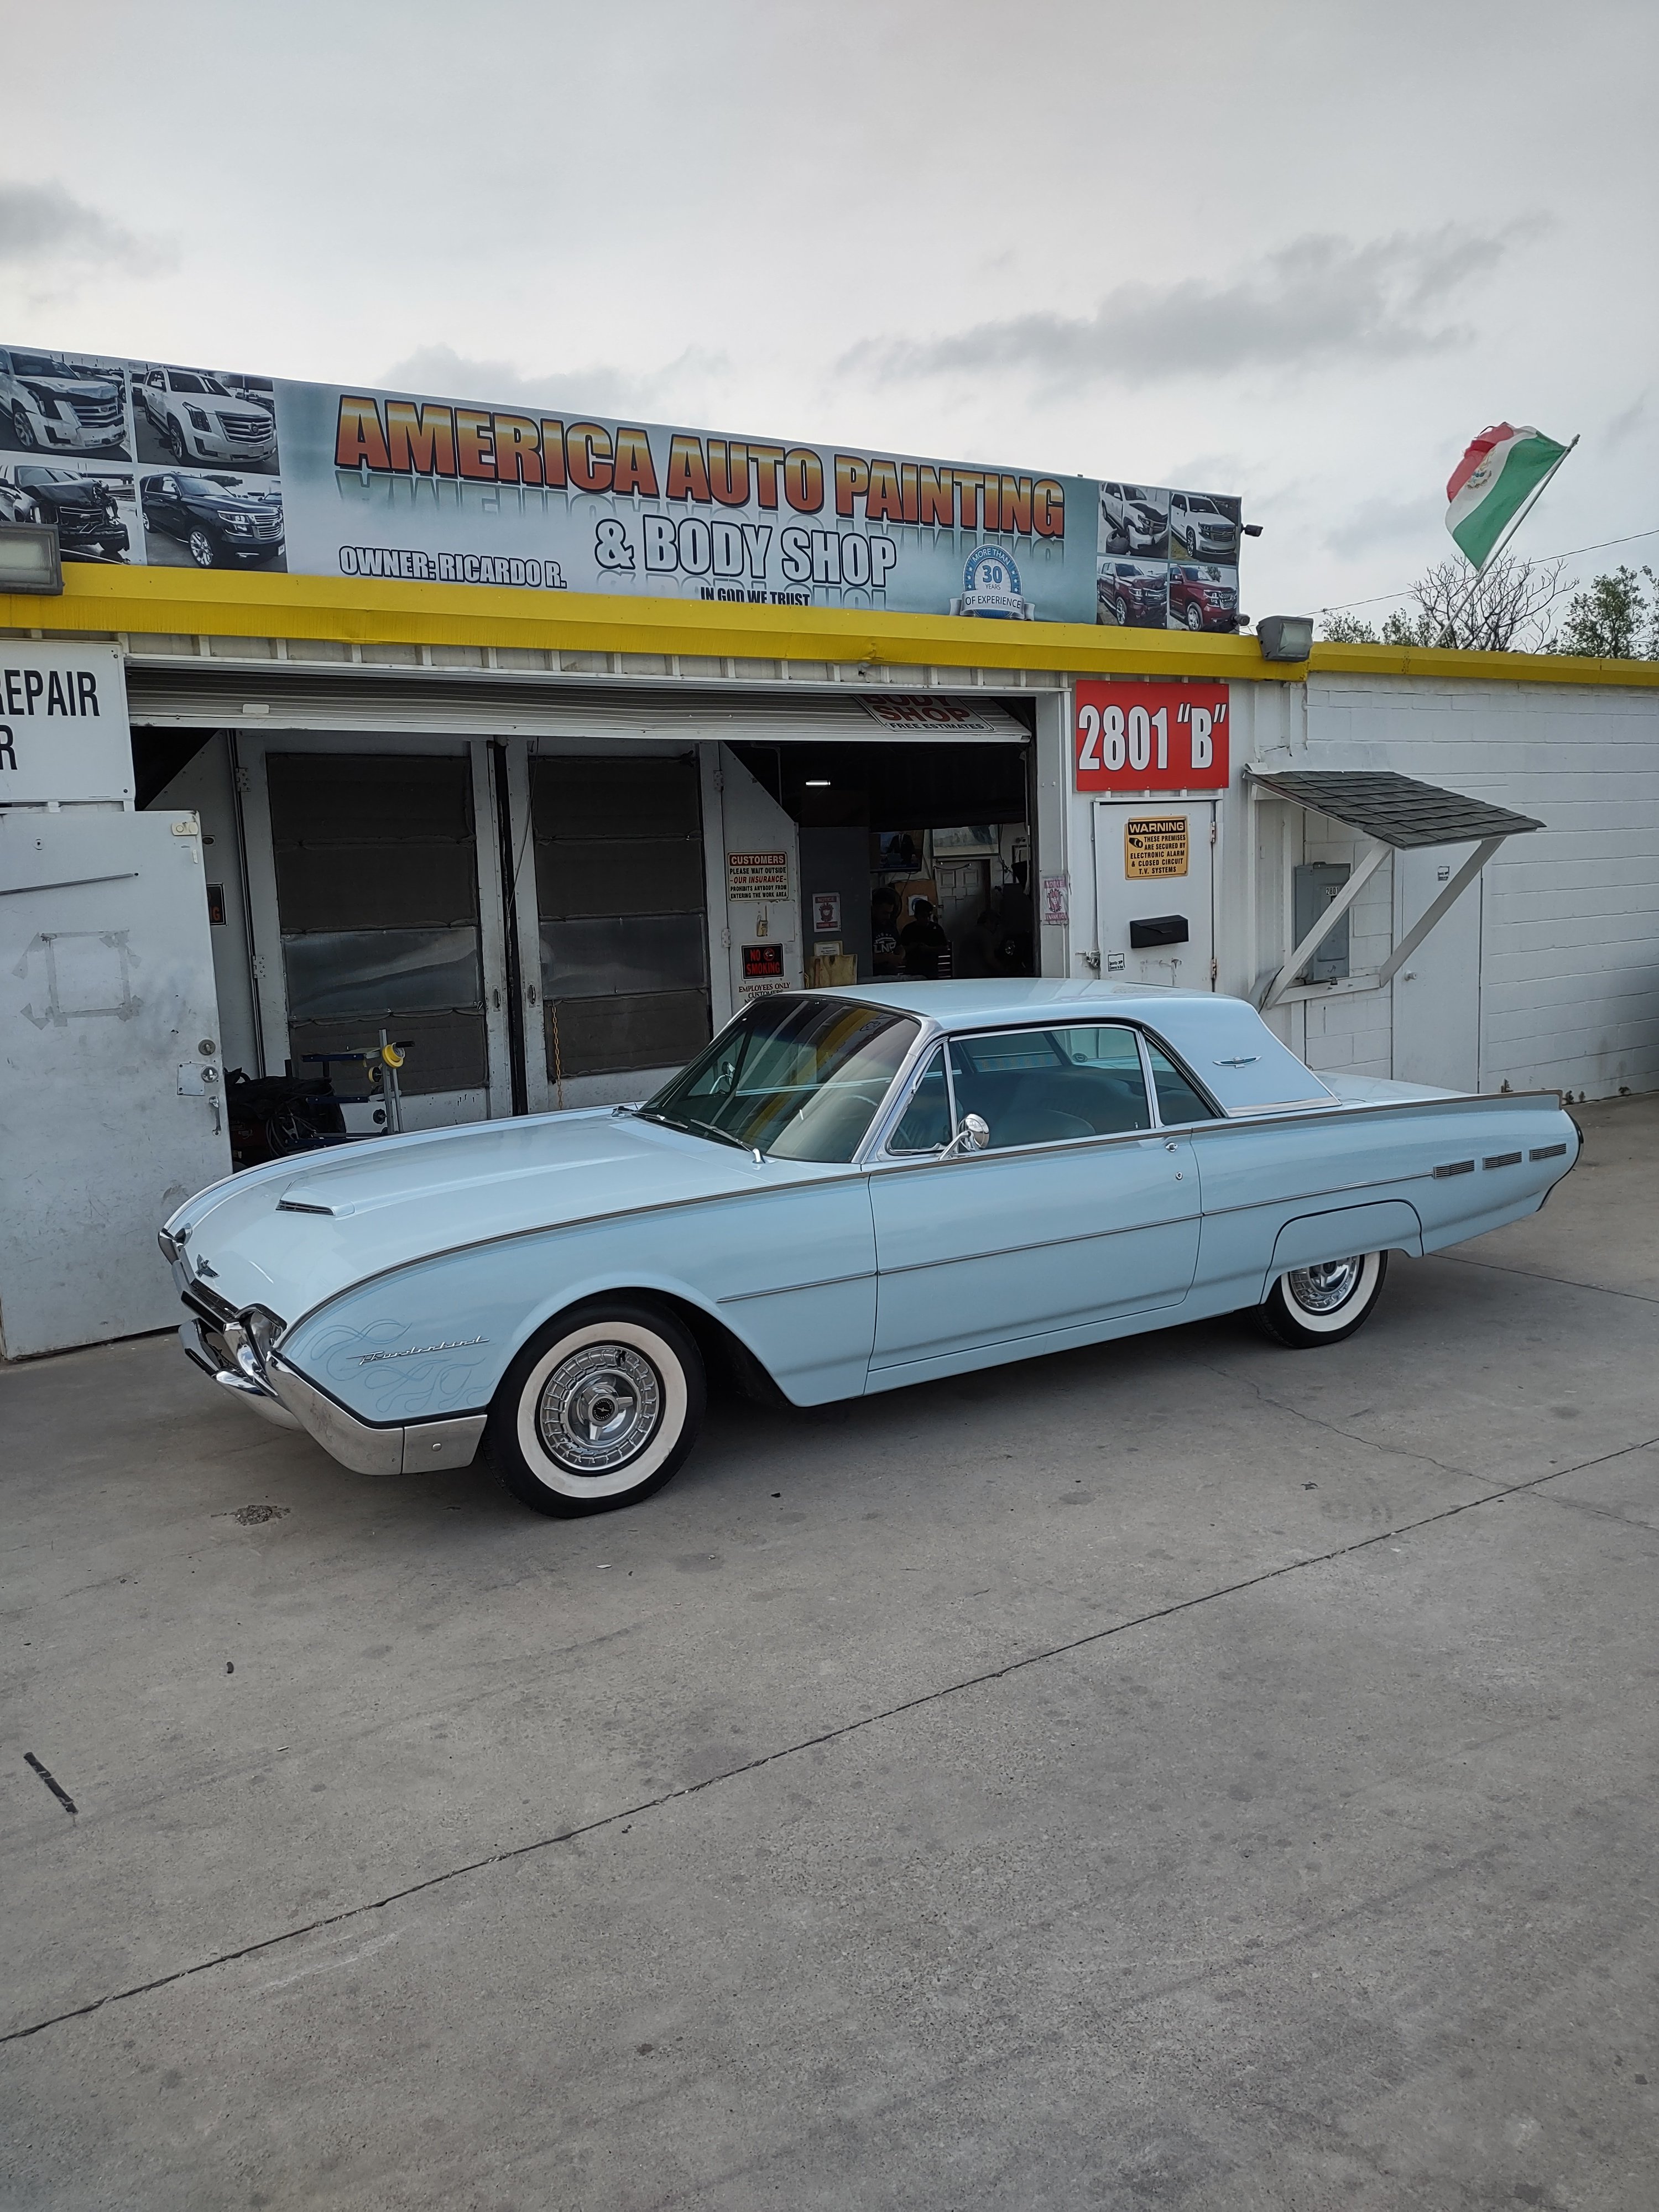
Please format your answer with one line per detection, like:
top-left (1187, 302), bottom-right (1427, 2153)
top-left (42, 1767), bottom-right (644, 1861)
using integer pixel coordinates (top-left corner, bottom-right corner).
top-left (1243, 523), bottom-right (1264, 538)
top-left (1256, 615), bottom-right (1314, 662)
top-left (0, 523), bottom-right (63, 595)
top-left (805, 778), bottom-right (831, 787)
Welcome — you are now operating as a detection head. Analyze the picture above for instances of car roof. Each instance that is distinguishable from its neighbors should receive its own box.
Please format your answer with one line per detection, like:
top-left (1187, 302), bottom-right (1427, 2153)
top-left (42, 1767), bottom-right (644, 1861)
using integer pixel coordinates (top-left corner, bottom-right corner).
top-left (805, 979), bottom-right (1228, 1026)
top-left (799, 981), bottom-right (1336, 1113)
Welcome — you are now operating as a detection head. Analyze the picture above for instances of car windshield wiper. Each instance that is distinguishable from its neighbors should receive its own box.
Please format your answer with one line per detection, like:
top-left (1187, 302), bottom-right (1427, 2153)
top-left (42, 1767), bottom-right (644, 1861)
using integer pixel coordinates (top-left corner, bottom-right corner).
top-left (633, 1108), bottom-right (752, 1152)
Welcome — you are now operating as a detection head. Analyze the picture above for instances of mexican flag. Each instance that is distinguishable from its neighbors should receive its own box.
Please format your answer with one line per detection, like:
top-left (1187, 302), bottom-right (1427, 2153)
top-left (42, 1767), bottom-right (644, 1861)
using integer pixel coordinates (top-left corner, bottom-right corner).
top-left (1445, 423), bottom-right (1571, 567)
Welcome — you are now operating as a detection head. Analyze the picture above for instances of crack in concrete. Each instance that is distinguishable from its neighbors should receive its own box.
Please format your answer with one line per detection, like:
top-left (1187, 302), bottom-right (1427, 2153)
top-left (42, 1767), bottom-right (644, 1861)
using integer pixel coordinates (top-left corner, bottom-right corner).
top-left (4, 1426), bottom-right (1657, 2050)
top-left (1440, 1251), bottom-right (1659, 1308)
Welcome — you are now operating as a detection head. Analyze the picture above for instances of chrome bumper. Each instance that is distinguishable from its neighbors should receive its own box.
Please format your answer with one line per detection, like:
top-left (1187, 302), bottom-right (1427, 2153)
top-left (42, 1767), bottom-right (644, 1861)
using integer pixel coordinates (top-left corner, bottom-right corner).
top-left (179, 1314), bottom-right (486, 1475)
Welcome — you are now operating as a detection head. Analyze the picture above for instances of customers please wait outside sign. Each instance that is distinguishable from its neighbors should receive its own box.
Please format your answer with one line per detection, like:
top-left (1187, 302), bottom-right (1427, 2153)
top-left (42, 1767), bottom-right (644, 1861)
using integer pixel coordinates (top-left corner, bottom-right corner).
top-left (1073, 680), bottom-right (1229, 792)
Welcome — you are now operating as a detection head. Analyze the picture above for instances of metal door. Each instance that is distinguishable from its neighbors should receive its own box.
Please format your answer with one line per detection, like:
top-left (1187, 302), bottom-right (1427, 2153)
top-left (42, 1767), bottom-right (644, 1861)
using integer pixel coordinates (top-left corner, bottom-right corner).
top-left (238, 735), bottom-right (517, 1130)
top-left (1392, 844), bottom-right (1482, 1091)
top-left (1093, 800), bottom-right (1216, 989)
top-left (0, 808), bottom-right (230, 1356)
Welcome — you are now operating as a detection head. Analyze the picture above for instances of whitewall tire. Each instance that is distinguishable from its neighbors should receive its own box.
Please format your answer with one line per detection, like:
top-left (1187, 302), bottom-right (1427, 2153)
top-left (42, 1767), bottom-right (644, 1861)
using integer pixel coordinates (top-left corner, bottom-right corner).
top-left (1257, 1251), bottom-right (1388, 1348)
top-left (486, 1300), bottom-right (705, 1517)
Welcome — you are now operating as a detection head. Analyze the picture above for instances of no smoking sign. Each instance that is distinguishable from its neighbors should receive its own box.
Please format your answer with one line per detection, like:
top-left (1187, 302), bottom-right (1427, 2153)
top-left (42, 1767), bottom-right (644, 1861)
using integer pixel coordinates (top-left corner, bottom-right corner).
top-left (1073, 680), bottom-right (1230, 792)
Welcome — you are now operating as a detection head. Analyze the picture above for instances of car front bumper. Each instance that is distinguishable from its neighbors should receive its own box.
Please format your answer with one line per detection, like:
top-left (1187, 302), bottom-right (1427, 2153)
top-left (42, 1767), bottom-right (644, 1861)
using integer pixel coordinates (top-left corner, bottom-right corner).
top-left (179, 1310), bottom-right (486, 1475)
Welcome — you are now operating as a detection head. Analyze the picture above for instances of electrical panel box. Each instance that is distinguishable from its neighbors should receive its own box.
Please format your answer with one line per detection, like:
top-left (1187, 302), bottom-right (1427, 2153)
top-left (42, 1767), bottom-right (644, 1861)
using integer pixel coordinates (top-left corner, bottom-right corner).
top-left (1293, 862), bottom-right (1351, 982)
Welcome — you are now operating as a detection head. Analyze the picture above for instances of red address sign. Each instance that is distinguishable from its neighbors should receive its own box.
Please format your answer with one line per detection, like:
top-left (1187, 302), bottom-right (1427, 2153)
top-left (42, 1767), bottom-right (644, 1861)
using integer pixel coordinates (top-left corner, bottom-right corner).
top-left (1074, 679), bottom-right (1230, 792)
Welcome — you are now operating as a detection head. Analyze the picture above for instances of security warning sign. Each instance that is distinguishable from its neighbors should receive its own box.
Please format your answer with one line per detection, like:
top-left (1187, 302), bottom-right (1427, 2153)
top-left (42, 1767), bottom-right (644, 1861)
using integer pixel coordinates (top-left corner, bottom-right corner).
top-left (1125, 817), bottom-right (1189, 879)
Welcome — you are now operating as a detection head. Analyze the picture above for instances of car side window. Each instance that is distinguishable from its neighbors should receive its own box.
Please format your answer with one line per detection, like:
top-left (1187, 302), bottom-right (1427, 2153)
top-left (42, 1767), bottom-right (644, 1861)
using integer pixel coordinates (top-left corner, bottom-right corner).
top-left (1145, 1040), bottom-right (1219, 1124)
top-left (888, 1047), bottom-right (949, 1153)
top-left (947, 1025), bottom-right (1151, 1149)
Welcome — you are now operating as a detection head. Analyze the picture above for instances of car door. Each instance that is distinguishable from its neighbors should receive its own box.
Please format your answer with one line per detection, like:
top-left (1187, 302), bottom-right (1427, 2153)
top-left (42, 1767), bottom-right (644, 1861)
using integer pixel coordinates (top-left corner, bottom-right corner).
top-left (866, 1023), bottom-right (1199, 1379)
top-left (148, 473), bottom-right (180, 535)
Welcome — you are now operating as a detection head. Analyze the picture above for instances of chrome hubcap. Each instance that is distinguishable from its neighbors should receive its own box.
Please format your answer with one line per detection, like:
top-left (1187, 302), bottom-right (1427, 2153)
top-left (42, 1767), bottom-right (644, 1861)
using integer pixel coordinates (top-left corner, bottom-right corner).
top-left (536, 1342), bottom-right (660, 1474)
top-left (1287, 1258), bottom-right (1363, 1313)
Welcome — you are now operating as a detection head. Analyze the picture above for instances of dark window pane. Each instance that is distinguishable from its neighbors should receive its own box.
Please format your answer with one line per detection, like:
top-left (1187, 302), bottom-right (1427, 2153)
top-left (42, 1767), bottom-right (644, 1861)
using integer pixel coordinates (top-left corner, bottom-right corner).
top-left (547, 989), bottom-right (711, 1078)
top-left (268, 753), bottom-right (473, 846)
top-left (281, 926), bottom-right (482, 1021)
top-left (274, 842), bottom-right (479, 931)
top-left (531, 755), bottom-right (700, 841)
top-left (535, 838), bottom-right (705, 920)
top-left (288, 1010), bottom-right (487, 1097)
top-left (1146, 1040), bottom-right (1219, 1123)
top-left (889, 1047), bottom-right (948, 1152)
top-left (948, 1025), bottom-right (1150, 1147)
top-left (540, 914), bottom-right (706, 1000)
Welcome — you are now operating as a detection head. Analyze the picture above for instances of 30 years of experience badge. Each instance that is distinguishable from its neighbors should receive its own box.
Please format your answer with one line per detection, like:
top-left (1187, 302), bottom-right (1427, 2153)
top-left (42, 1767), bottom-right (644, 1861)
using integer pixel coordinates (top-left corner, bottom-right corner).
top-left (952, 545), bottom-right (1036, 620)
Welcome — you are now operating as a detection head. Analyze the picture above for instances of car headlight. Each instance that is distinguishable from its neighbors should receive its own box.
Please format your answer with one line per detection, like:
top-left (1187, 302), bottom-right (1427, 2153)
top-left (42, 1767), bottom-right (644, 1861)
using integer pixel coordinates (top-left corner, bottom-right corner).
top-left (222, 510), bottom-right (252, 530)
top-left (26, 390), bottom-right (60, 419)
top-left (186, 405), bottom-right (210, 431)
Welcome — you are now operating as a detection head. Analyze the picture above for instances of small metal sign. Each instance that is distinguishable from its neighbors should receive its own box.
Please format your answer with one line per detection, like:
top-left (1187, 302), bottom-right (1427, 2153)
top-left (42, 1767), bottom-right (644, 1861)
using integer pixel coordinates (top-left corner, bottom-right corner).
top-left (727, 849), bottom-right (790, 901)
top-left (1125, 817), bottom-right (1189, 879)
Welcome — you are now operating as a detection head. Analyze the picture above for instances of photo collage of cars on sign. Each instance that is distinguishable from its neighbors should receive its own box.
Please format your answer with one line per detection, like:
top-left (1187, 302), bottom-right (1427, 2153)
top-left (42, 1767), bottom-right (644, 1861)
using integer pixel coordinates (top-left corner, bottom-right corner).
top-left (0, 345), bottom-right (285, 572)
top-left (1095, 479), bottom-right (1243, 632)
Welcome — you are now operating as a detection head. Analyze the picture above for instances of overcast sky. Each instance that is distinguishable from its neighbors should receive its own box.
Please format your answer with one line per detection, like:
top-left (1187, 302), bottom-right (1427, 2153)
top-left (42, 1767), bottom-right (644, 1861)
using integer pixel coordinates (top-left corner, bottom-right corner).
top-left (3, 0), bottom-right (1655, 622)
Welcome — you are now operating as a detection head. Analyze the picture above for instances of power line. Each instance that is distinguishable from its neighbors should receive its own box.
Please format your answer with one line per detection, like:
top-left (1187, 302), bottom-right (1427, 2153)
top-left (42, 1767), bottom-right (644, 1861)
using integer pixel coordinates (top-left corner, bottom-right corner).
top-left (1314, 524), bottom-right (1659, 615)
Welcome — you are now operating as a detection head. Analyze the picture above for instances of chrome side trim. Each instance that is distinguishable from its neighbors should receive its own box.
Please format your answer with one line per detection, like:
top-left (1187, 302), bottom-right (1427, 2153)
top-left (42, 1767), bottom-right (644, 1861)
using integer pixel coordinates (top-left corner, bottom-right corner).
top-left (877, 1212), bottom-right (1197, 1277)
top-left (718, 1270), bottom-right (875, 1305)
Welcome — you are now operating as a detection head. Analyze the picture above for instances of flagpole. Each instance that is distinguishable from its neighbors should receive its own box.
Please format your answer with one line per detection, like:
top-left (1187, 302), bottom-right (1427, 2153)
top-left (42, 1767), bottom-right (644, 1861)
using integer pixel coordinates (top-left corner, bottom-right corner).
top-left (1447, 433), bottom-right (1579, 639)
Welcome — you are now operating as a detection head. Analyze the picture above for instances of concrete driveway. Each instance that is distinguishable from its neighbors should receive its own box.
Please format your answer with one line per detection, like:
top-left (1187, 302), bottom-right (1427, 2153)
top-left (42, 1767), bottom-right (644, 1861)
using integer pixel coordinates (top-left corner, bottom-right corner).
top-left (3, 1097), bottom-right (1656, 2211)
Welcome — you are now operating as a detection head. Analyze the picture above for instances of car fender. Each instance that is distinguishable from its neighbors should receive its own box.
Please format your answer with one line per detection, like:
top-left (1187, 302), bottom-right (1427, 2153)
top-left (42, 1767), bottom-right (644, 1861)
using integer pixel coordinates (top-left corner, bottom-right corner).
top-left (1265, 1201), bottom-right (1423, 1294)
top-left (274, 1185), bottom-right (878, 1425)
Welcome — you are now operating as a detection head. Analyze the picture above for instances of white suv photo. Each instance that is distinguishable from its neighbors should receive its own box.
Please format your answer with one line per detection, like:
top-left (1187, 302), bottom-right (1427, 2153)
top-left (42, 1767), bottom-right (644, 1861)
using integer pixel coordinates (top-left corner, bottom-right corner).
top-left (138, 367), bottom-right (276, 467)
top-left (1168, 491), bottom-right (1239, 561)
top-left (0, 350), bottom-right (128, 456)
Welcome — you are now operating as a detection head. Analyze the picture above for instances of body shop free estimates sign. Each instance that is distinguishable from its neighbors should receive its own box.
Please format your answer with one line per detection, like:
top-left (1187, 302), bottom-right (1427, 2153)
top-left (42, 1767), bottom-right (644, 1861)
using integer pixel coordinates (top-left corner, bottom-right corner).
top-left (1073, 680), bottom-right (1230, 792)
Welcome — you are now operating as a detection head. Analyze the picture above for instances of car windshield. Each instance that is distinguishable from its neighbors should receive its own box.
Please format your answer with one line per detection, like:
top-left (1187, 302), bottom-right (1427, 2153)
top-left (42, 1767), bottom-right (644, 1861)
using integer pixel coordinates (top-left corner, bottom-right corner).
top-left (18, 468), bottom-right (78, 486)
top-left (170, 371), bottom-right (231, 397)
top-left (640, 996), bottom-right (918, 1162)
top-left (13, 355), bottom-right (88, 379)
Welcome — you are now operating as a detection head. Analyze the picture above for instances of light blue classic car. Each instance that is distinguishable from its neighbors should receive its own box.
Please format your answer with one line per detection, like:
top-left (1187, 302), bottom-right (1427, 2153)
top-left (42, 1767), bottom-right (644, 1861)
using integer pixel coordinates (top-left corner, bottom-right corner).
top-left (161, 983), bottom-right (1579, 1517)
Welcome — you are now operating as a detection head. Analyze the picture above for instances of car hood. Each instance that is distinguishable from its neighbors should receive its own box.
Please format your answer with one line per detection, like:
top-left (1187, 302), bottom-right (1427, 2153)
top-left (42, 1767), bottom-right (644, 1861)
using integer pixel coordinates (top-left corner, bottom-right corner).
top-left (166, 1107), bottom-right (828, 1324)
top-left (29, 481), bottom-right (108, 507)
top-left (22, 375), bottom-right (117, 401)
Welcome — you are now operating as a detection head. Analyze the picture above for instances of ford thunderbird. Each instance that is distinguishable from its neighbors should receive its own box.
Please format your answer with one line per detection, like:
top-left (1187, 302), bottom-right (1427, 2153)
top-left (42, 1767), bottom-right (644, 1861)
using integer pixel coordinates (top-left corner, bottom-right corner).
top-left (161, 983), bottom-right (1579, 1516)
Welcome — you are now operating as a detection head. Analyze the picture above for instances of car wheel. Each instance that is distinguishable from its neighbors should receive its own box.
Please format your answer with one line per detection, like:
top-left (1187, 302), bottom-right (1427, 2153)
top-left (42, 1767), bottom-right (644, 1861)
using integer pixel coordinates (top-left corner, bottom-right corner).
top-left (485, 1299), bottom-right (707, 1517)
top-left (11, 405), bottom-right (37, 451)
top-left (166, 418), bottom-right (188, 461)
top-left (187, 526), bottom-right (219, 567)
top-left (1257, 1252), bottom-right (1388, 1348)
top-left (1184, 601), bottom-right (1205, 631)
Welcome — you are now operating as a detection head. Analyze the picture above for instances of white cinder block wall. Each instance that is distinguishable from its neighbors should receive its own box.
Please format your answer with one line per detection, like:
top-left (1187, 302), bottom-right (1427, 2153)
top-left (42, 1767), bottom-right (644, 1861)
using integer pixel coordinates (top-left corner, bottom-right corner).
top-left (1251, 674), bottom-right (1659, 1098)
top-left (1060, 670), bottom-right (1659, 1101)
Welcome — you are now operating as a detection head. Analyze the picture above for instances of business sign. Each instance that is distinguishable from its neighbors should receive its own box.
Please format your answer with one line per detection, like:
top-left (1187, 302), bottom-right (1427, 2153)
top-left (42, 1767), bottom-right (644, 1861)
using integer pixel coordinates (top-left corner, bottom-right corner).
top-left (0, 341), bottom-right (1242, 632)
top-left (726, 849), bottom-right (790, 902)
top-left (1073, 680), bottom-right (1230, 793)
top-left (0, 641), bottom-right (131, 804)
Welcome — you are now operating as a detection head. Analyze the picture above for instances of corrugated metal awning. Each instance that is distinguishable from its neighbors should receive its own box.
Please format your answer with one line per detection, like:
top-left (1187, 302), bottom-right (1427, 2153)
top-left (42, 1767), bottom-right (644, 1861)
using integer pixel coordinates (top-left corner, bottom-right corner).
top-left (1246, 768), bottom-right (1542, 846)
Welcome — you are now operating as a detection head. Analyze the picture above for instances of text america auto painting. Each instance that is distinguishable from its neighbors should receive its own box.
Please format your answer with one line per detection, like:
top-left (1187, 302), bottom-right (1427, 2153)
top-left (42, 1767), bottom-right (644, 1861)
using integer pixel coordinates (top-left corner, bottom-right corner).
top-left (2, 342), bottom-right (1243, 628)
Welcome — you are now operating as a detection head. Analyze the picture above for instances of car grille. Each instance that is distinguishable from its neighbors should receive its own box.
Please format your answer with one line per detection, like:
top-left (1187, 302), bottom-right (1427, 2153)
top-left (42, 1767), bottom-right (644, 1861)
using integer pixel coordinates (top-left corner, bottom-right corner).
top-left (218, 412), bottom-right (273, 444)
top-left (56, 509), bottom-right (105, 539)
top-left (69, 393), bottom-right (123, 430)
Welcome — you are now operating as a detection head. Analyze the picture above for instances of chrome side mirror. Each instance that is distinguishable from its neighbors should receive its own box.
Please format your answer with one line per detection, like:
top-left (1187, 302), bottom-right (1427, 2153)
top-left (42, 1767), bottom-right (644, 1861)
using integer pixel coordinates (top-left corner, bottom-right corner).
top-left (941, 1112), bottom-right (990, 1159)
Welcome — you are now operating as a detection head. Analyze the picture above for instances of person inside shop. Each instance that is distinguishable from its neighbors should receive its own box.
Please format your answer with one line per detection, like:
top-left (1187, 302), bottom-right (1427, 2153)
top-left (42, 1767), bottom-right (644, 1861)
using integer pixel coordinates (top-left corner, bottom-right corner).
top-left (870, 884), bottom-right (903, 977)
top-left (899, 896), bottom-right (951, 980)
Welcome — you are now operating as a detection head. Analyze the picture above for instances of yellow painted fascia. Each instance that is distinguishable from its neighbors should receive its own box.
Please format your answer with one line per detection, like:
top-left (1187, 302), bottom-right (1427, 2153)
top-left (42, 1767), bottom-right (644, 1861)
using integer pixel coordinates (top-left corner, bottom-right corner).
top-left (1309, 638), bottom-right (1659, 688)
top-left (4, 565), bottom-right (1296, 681)
top-left (5, 566), bottom-right (1656, 689)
